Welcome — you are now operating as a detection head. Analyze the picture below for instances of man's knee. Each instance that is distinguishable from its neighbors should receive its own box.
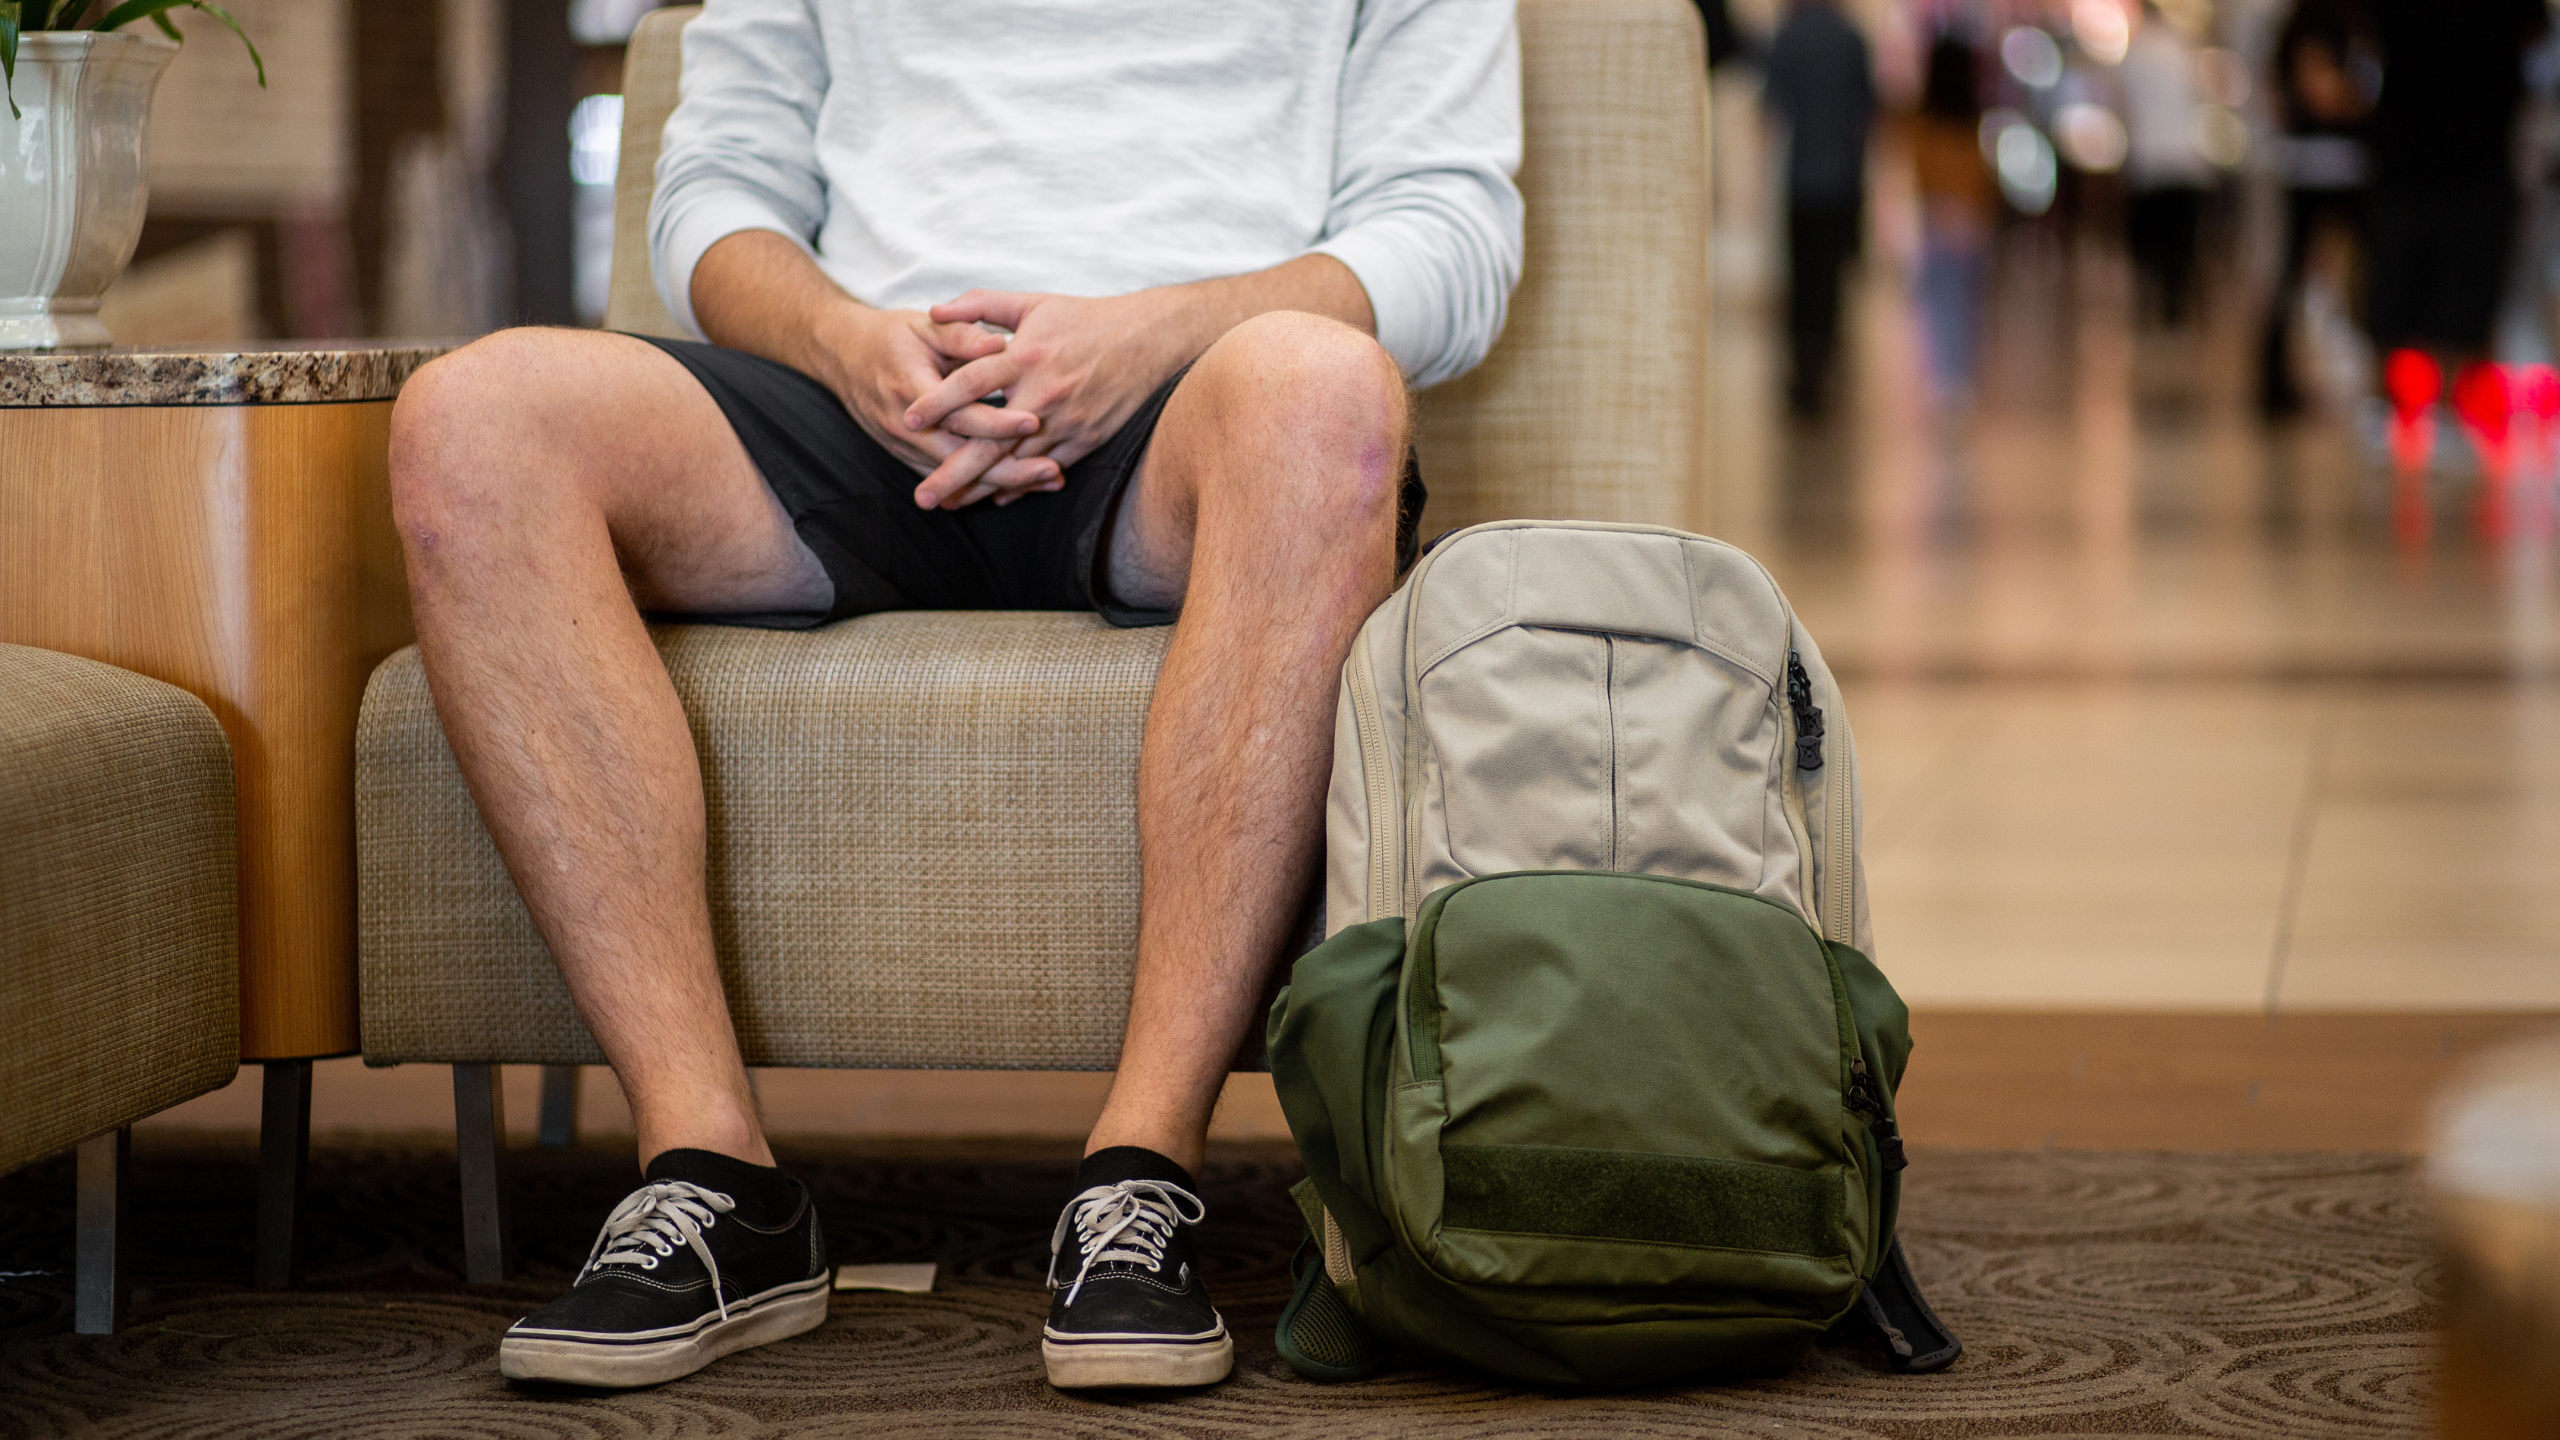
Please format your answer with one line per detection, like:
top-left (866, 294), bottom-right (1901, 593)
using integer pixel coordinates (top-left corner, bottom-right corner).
top-left (389, 329), bottom-right (593, 552)
top-left (1190, 311), bottom-right (1407, 530)
top-left (1199, 311), bottom-right (1406, 437)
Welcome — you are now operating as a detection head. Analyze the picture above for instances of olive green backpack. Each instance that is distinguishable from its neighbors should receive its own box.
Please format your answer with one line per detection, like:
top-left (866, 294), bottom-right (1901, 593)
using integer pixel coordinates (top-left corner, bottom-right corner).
top-left (1267, 521), bottom-right (1958, 1387)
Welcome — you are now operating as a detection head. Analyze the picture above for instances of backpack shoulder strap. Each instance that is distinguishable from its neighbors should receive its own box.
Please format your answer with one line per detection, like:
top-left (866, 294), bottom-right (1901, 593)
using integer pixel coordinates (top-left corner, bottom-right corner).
top-left (1857, 1238), bottom-right (1962, 1374)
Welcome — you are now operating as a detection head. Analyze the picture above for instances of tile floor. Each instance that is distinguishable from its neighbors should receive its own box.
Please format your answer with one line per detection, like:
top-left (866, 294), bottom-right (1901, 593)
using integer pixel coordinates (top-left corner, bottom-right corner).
top-left (1844, 679), bottom-right (2560, 1011)
top-left (1724, 229), bottom-right (2560, 1017)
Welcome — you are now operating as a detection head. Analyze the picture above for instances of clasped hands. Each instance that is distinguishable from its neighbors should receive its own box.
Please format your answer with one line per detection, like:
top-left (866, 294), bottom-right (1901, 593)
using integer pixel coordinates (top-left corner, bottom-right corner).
top-left (831, 288), bottom-right (1193, 512)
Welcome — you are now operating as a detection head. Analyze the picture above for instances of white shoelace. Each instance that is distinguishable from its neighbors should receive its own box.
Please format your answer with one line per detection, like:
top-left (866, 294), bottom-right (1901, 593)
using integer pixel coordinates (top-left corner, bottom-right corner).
top-left (1047, 1179), bottom-right (1207, 1308)
top-left (579, 1180), bottom-right (740, 1319)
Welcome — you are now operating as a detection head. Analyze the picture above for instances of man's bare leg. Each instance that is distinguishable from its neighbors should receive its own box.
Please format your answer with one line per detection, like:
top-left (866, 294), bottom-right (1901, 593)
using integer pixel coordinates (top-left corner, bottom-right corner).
top-left (388, 328), bottom-right (830, 1170)
top-left (1082, 311), bottom-right (1410, 1176)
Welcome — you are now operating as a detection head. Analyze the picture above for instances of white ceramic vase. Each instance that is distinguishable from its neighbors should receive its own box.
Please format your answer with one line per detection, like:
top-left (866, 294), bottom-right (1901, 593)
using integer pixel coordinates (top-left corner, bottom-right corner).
top-left (0, 31), bottom-right (179, 351)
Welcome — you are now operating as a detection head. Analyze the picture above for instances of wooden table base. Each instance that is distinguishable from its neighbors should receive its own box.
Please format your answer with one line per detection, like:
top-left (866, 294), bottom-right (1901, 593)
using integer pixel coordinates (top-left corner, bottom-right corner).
top-left (0, 401), bottom-right (415, 1059)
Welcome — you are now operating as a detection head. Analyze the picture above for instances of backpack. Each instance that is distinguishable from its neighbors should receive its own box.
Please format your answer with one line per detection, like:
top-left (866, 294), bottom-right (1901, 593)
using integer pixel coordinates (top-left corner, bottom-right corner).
top-left (1265, 520), bottom-right (1959, 1387)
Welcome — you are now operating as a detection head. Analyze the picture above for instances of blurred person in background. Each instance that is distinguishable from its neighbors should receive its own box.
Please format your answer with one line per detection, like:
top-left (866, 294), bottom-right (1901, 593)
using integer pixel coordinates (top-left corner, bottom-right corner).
top-left (1692, 0), bottom-right (1749, 69)
top-left (2359, 0), bottom-right (2547, 400)
top-left (1766, 0), bottom-right (1877, 415)
top-left (1910, 30), bottom-right (1995, 404)
top-left (2121, 1), bottom-right (2212, 326)
top-left (2257, 0), bottom-right (2374, 416)
top-left (2528, 25), bottom-right (2560, 364)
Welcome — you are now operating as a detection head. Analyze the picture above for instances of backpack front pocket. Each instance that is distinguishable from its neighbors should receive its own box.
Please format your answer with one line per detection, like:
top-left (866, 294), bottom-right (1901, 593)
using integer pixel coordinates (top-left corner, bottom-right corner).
top-left (1389, 871), bottom-right (1872, 1309)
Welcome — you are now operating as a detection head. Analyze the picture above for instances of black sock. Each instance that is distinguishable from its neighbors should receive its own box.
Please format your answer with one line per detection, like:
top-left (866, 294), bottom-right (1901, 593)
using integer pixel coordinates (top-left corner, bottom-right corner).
top-left (1077, 1145), bottom-right (1195, 1192)
top-left (645, 1147), bottom-right (802, 1227)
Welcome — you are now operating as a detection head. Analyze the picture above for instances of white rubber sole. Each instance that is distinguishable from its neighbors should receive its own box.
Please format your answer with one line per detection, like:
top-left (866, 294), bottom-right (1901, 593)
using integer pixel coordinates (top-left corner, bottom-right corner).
top-left (1042, 1332), bottom-right (1235, 1389)
top-left (499, 1279), bottom-right (830, 1389)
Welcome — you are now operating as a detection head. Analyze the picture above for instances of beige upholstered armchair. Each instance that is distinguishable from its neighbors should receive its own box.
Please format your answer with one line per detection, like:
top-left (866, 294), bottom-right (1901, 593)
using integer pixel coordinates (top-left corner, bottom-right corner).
top-left (355, 0), bottom-right (1708, 1280)
top-left (1, 645), bottom-right (240, 1334)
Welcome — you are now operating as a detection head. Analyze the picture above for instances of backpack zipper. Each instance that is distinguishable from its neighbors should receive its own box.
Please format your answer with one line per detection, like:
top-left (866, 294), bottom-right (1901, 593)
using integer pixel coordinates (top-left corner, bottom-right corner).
top-left (1776, 714), bottom-right (1820, 935)
top-left (1785, 653), bottom-right (1825, 773)
top-left (1775, 651), bottom-right (1823, 936)
top-left (1398, 536), bottom-right (1459, 924)
top-left (1322, 1205), bottom-right (1356, 1286)
top-left (1824, 723), bottom-right (1857, 945)
top-left (1343, 631), bottom-right (1401, 924)
top-left (1847, 1058), bottom-right (1907, 1172)
top-left (1788, 643), bottom-right (1859, 947)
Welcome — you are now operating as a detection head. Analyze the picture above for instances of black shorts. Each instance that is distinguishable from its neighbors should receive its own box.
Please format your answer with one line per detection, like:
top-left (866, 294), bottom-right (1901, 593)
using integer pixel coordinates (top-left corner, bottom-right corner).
top-left (637, 335), bottom-right (1424, 630)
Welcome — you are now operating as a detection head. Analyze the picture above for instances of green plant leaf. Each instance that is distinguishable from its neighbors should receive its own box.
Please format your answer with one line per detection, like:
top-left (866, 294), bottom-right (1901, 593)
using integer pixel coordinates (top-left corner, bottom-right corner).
top-left (86, 0), bottom-right (157, 27)
top-left (187, 0), bottom-right (262, 86)
top-left (92, 0), bottom-right (262, 87)
top-left (2, 1), bottom-right (20, 122)
top-left (149, 9), bottom-right (178, 39)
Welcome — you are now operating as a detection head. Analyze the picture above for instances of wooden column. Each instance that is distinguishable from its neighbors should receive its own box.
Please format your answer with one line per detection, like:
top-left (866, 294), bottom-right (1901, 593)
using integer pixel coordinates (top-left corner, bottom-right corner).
top-left (0, 399), bottom-right (414, 1059)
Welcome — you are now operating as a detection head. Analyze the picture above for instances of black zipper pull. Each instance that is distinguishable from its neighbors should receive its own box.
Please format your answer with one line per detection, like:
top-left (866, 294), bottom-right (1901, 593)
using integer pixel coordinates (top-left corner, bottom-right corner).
top-left (1848, 1058), bottom-right (1908, 1172)
top-left (1786, 652), bottom-right (1825, 772)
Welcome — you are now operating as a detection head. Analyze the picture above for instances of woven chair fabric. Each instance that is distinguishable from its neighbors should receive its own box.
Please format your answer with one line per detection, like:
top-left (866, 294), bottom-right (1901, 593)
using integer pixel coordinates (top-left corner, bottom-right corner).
top-left (1412, 0), bottom-right (1709, 536)
top-left (0, 645), bottom-right (238, 1174)
top-left (358, 615), bottom-right (1166, 1068)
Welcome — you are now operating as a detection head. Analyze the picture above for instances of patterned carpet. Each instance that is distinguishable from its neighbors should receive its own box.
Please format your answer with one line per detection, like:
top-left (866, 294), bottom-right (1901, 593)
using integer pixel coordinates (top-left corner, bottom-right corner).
top-left (0, 1134), bottom-right (2436, 1437)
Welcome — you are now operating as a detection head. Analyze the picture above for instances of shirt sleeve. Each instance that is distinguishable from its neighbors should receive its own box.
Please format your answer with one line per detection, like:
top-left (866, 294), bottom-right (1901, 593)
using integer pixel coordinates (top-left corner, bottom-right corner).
top-left (1310, 0), bottom-right (1526, 388)
top-left (647, 0), bottom-right (832, 340)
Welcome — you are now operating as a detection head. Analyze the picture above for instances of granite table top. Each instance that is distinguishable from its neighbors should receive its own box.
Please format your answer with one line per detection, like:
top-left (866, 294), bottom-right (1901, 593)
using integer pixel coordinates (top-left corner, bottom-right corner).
top-left (0, 341), bottom-right (459, 407)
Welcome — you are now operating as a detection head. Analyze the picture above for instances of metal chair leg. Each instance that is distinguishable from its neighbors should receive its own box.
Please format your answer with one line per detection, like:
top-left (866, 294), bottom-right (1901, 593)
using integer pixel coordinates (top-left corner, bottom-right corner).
top-left (253, 1059), bottom-right (312, 1288)
top-left (454, 1063), bottom-right (513, 1283)
top-left (536, 1065), bottom-right (581, 1148)
top-left (74, 1127), bottom-right (129, 1335)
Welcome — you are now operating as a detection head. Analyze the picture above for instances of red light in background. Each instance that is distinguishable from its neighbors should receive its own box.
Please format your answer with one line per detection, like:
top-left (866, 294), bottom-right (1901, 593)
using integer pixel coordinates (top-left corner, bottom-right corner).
top-left (2452, 363), bottom-right (2512, 447)
top-left (2384, 349), bottom-right (2441, 420)
top-left (2517, 364), bottom-right (2560, 422)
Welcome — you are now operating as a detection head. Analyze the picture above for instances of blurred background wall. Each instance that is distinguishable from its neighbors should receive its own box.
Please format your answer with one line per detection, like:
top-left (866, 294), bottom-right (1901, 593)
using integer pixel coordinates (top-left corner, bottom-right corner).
top-left (102, 0), bottom-right (668, 347)
top-left (105, 0), bottom-right (2560, 404)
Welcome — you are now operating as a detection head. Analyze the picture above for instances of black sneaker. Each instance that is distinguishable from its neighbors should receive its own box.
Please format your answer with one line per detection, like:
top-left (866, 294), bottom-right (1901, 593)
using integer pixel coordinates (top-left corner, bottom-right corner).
top-left (1041, 1148), bottom-right (1233, 1388)
top-left (498, 1148), bottom-right (831, 1388)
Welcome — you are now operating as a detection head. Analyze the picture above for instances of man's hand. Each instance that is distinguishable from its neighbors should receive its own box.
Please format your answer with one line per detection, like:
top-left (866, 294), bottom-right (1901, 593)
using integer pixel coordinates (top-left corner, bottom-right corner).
top-left (902, 289), bottom-right (1198, 510)
top-left (694, 234), bottom-right (1375, 512)
top-left (692, 231), bottom-right (1057, 497)
top-left (906, 255), bottom-right (1376, 510)
top-left (810, 304), bottom-right (1054, 488)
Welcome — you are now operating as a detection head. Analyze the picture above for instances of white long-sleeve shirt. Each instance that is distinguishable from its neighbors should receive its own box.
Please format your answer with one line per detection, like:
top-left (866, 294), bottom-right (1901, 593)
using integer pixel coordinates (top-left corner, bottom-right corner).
top-left (650, 0), bottom-right (1524, 388)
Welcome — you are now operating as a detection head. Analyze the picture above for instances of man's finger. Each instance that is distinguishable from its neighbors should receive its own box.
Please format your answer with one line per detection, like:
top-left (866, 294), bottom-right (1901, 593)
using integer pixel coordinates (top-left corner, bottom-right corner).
top-left (994, 473), bottom-right (1068, 506)
top-left (929, 289), bottom-right (1033, 331)
top-left (938, 401), bottom-right (1041, 442)
top-left (982, 453), bottom-right (1061, 491)
top-left (1012, 430), bottom-right (1104, 473)
top-left (921, 318), bottom-right (1007, 362)
top-left (914, 436), bottom-right (1012, 508)
top-left (906, 354), bottom-right (1020, 433)
top-left (930, 450), bottom-right (1061, 510)
top-left (878, 415), bottom-right (959, 474)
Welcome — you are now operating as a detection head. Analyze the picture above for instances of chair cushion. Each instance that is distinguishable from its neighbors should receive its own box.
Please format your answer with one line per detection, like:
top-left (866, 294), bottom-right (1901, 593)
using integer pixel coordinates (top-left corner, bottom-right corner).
top-left (357, 613), bottom-right (1170, 1069)
top-left (0, 644), bottom-right (238, 1174)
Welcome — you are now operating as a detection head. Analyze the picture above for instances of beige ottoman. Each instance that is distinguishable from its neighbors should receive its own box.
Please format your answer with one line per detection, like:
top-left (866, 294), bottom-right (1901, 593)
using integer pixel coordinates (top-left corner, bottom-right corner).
top-left (0, 644), bottom-right (238, 1333)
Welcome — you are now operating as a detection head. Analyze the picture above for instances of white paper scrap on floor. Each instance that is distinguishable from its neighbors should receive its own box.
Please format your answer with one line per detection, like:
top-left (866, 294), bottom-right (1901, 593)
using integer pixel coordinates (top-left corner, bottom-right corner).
top-left (834, 1263), bottom-right (937, 1293)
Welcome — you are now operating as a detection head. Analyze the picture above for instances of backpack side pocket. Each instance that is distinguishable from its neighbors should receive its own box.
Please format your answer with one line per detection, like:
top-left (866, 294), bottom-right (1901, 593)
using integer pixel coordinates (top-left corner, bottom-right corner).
top-left (1269, 916), bottom-right (1408, 1276)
